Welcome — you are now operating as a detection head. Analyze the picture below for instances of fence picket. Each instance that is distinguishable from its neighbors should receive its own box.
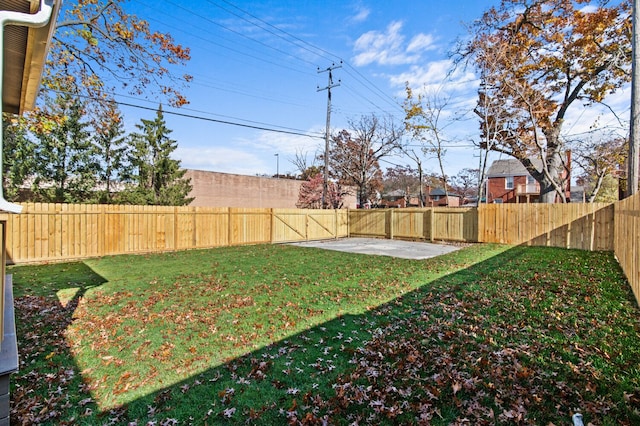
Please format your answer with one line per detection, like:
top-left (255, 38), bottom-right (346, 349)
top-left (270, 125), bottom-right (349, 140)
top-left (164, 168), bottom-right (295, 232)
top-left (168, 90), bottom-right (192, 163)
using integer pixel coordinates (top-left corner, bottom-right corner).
top-left (2, 200), bottom-right (639, 307)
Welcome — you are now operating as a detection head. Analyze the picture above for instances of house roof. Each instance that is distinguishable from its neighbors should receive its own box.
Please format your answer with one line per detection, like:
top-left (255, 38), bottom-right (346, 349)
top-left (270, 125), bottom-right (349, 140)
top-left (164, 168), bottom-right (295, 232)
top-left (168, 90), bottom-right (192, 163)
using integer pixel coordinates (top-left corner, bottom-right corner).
top-left (2, 0), bottom-right (60, 114)
top-left (383, 189), bottom-right (406, 198)
top-left (487, 158), bottom-right (542, 178)
top-left (430, 188), bottom-right (461, 198)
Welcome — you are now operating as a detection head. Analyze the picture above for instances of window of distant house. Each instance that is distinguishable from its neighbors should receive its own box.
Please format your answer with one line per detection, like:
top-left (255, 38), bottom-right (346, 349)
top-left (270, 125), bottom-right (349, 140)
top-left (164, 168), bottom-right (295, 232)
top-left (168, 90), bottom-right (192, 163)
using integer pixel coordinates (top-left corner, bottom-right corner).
top-left (505, 176), bottom-right (514, 190)
top-left (527, 175), bottom-right (536, 185)
top-left (432, 195), bottom-right (441, 201)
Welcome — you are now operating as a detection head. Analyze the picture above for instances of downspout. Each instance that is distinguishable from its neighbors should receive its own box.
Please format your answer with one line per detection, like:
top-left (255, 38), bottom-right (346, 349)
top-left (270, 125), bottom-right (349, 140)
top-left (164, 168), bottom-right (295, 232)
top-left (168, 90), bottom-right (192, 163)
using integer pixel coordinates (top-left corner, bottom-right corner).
top-left (0, 0), bottom-right (56, 213)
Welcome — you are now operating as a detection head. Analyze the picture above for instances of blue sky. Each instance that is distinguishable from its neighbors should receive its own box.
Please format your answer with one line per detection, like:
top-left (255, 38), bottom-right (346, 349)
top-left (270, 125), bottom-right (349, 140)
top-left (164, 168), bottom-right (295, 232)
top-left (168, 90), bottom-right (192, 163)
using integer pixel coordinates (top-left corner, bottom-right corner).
top-left (113, 0), bottom-right (630, 179)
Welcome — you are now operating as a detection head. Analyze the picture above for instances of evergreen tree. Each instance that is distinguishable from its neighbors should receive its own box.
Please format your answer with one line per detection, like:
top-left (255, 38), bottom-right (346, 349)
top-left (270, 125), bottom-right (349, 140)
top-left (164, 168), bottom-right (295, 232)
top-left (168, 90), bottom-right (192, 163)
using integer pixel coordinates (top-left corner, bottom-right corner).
top-left (2, 114), bottom-right (36, 201)
top-left (33, 93), bottom-right (99, 203)
top-left (122, 106), bottom-right (193, 206)
top-left (93, 104), bottom-right (128, 204)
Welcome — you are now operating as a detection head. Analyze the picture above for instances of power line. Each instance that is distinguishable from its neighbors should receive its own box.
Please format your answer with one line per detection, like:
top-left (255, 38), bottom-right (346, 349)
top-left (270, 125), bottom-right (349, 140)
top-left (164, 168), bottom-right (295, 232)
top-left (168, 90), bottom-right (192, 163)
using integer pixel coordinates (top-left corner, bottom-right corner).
top-left (155, 0), bottom-right (405, 119)
top-left (162, 0), bottom-right (320, 69)
top-left (44, 88), bottom-right (324, 139)
top-left (209, 0), bottom-right (338, 65)
top-left (132, 0), bottom-right (313, 76)
top-left (342, 63), bottom-right (405, 114)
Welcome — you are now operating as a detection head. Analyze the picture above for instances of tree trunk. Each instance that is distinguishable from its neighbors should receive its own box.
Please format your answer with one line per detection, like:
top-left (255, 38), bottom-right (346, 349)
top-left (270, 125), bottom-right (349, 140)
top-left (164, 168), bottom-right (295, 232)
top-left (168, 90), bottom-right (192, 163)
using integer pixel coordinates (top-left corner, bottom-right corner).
top-left (418, 163), bottom-right (424, 207)
top-left (586, 171), bottom-right (606, 203)
top-left (536, 130), bottom-right (568, 203)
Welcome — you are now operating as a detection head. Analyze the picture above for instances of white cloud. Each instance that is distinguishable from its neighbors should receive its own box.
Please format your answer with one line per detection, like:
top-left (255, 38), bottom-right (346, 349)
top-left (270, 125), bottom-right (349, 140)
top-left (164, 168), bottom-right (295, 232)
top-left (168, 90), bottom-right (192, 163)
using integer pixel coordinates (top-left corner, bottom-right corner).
top-left (352, 21), bottom-right (436, 66)
top-left (407, 33), bottom-right (437, 53)
top-left (388, 59), bottom-right (477, 96)
top-left (563, 86), bottom-right (630, 138)
top-left (350, 4), bottom-right (371, 23)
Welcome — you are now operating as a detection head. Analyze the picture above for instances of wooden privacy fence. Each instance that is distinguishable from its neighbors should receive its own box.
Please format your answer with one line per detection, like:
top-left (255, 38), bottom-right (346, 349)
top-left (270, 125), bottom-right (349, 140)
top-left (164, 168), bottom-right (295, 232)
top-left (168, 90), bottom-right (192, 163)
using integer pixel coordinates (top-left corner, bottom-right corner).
top-left (478, 203), bottom-right (614, 251)
top-left (614, 193), bottom-right (640, 306)
top-left (5, 204), bottom-right (348, 264)
top-left (5, 202), bottom-right (617, 264)
top-left (349, 208), bottom-right (478, 242)
top-left (4, 199), bottom-right (640, 306)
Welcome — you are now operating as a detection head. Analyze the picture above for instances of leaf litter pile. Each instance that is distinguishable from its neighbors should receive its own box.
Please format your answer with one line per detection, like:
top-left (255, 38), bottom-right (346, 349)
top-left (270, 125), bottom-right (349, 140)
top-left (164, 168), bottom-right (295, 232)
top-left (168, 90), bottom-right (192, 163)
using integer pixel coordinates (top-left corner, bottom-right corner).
top-left (8, 244), bottom-right (640, 425)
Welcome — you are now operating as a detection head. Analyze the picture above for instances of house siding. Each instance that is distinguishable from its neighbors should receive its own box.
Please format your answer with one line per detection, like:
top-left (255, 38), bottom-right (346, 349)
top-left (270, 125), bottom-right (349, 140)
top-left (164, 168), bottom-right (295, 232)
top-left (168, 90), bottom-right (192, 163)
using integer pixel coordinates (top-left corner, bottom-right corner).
top-left (486, 155), bottom-right (571, 203)
top-left (488, 175), bottom-right (532, 203)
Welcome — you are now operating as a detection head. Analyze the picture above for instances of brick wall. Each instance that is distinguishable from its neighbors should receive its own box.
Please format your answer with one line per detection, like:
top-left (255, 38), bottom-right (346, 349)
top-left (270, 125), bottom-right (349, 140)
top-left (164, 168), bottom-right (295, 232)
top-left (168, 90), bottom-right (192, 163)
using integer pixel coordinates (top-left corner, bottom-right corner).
top-left (487, 175), bottom-right (529, 203)
top-left (185, 169), bottom-right (356, 208)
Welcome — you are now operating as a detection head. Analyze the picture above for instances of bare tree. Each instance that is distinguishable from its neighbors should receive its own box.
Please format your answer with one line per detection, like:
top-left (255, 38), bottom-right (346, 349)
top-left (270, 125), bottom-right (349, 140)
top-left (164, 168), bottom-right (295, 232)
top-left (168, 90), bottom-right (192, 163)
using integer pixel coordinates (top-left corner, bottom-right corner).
top-left (290, 148), bottom-right (320, 180)
top-left (450, 168), bottom-right (480, 202)
top-left (403, 84), bottom-right (452, 199)
top-left (327, 115), bottom-right (403, 206)
top-left (572, 136), bottom-right (626, 202)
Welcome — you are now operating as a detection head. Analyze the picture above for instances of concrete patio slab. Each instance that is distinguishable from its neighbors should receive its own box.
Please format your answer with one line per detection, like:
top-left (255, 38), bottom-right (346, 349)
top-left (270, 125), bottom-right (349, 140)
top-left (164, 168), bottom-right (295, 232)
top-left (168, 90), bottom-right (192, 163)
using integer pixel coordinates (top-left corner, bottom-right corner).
top-left (289, 237), bottom-right (461, 260)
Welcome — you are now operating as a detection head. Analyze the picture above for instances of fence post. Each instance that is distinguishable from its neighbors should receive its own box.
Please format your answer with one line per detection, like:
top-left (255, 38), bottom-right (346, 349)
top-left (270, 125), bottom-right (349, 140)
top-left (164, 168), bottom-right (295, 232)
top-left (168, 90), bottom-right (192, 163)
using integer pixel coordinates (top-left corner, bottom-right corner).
top-left (385, 209), bottom-right (394, 240)
top-left (173, 207), bottom-right (179, 251)
top-left (99, 204), bottom-right (105, 257)
top-left (430, 209), bottom-right (435, 242)
top-left (476, 206), bottom-right (482, 243)
top-left (228, 208), bottom-right (234, 246)
top-left (271, 208), bottom-right (277, 244)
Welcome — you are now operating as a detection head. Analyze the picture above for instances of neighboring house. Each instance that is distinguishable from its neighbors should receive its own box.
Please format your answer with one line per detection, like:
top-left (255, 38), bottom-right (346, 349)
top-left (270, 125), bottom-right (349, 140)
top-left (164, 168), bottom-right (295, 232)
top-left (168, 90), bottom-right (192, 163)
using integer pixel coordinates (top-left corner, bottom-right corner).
top-left (425, 187), bottom-right (461, 207)
top-left (379, 189), bottom-right (407, 208)
top-left (379, 187), bottom-right (461, 208)
top-left (570, 185), bottom-right (586, 203)
top-left (486, 156), bottom-right (571, 203)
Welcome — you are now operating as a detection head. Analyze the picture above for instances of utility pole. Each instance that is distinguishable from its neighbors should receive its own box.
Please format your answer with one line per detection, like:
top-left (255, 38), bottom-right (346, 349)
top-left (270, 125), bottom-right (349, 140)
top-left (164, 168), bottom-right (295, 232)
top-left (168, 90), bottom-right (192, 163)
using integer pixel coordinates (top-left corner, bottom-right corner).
top-left (629, 0), bottom-right (640, 197)
top-left (318, 62), bottom-right (341, 209)
top-left (274, 153), bottom-right (279, 178)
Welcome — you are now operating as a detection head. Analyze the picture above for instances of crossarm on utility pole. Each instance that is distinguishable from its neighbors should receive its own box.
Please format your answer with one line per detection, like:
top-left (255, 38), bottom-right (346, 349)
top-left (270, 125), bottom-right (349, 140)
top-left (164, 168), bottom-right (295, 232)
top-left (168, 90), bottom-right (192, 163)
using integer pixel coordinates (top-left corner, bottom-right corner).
top-left (318, 62), bottom-right (341, 209)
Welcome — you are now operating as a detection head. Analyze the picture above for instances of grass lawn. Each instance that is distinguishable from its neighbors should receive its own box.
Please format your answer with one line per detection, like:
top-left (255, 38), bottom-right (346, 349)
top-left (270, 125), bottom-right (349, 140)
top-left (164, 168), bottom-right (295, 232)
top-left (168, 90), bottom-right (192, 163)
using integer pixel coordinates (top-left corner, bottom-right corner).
top-left (8, 242), bottom-right (640, 425)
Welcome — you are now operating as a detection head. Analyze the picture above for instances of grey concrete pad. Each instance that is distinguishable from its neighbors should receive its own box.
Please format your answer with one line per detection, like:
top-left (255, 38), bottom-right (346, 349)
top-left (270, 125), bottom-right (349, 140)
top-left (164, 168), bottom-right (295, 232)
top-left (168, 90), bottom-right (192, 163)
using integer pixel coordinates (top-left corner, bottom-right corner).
top-left (290, 237), bottom-right (461, 260)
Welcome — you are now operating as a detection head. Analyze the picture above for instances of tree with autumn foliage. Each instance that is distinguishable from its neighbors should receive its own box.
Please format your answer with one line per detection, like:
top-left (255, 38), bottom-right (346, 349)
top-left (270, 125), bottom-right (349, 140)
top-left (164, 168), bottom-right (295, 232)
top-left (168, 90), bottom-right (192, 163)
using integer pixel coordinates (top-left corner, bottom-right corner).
top-left (296, 174), bottom-right (346, 209)
top-left (462, 0), bottom-right (632, 203)
top-left (327, 115), bottom-right (402, 207)
top-left (382, 165), bottom-right (422, 206)
top-left (37, 0), bottom-right (191, 122)
top-left (573, 136), bottom-right (626, 202)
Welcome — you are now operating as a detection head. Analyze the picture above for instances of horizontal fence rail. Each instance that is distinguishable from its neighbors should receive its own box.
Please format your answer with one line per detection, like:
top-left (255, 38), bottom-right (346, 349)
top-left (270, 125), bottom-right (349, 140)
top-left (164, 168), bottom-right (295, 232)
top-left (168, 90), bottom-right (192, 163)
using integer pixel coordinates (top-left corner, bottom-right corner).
top-left (478, 203), bottom-right (614, 251)
top-left (2, 199), bottom-right (639, 307)
top-left (348, 208), bottom-right (478, 242)
top-left (13, 198), bottom-right (640, 354)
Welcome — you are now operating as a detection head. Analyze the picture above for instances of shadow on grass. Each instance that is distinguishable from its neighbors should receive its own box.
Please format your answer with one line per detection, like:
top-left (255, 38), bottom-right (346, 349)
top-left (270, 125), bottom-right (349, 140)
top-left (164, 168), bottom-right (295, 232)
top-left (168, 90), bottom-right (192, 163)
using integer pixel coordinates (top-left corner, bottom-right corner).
top-left (10, 245), bottom-right (640, 425)
top-left (10, 262), bottom-right (108, 423)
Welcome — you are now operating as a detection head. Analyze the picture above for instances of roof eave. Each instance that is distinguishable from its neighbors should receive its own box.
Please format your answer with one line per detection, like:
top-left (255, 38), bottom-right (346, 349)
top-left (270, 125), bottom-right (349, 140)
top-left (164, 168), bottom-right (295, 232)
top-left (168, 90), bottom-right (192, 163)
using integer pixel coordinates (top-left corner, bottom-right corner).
top-left (2, 0), bottom-right (60, 114)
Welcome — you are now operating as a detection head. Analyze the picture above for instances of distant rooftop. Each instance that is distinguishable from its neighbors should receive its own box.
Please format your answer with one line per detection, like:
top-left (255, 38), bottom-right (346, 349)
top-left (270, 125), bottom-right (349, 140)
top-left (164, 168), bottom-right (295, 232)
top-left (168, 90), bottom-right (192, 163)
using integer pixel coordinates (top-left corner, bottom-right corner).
top-left (487, 158), bottom-right (542, 177)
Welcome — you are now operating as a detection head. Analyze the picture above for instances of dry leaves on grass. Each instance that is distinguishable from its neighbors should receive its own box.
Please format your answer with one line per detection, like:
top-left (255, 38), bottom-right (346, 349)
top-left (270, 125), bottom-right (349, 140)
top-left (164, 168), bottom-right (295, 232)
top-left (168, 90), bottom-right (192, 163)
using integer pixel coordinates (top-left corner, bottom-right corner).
top-left (286, 284), bottom-right (640, 425)
top-left (11, 296), bottom-right (96, 425)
